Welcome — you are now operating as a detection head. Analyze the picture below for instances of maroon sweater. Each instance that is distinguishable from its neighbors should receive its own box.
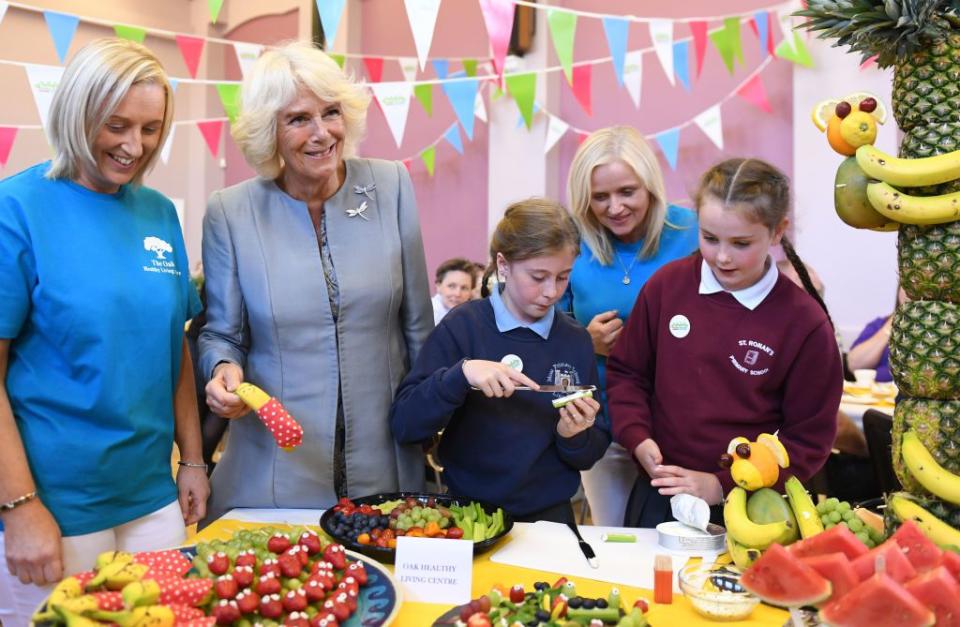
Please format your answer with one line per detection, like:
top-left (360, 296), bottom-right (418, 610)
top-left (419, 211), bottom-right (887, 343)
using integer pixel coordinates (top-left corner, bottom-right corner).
top-left (607, 254), bottom-right (841, 493)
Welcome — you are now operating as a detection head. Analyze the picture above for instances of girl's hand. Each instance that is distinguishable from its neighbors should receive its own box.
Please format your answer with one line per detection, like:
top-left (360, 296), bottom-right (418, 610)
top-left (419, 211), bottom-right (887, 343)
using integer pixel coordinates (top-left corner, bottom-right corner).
top-left (462, 360), bottom-right (539, 398)
top-left (633, 438), bottom-right (664, 478)
top-left (650, 466), bottom-right (724, 505)
top-left (586, 310), bottom-right (623, 357)
top-left (556, 396), bottom-right (601, 438)
top-left (205, 362), bottom-right (248, 418)
top-left (2, 499), bottom-right (63, 585)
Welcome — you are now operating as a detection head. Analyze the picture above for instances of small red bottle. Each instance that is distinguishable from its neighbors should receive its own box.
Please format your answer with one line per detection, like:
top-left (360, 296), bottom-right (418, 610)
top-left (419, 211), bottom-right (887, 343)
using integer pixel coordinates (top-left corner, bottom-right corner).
top-left (654, 554), bottom-right (673, 604)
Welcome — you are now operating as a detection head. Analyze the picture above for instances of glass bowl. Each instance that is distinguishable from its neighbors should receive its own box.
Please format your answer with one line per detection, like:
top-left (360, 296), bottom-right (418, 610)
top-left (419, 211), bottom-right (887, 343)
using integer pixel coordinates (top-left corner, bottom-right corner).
top-left (678, 562), bottom-right (760, 621)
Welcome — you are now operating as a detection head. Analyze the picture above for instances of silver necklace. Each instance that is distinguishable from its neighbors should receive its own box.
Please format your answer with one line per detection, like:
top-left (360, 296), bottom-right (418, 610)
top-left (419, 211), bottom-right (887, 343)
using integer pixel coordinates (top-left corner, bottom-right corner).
top-left (615, 249), bottom-right (642, 285)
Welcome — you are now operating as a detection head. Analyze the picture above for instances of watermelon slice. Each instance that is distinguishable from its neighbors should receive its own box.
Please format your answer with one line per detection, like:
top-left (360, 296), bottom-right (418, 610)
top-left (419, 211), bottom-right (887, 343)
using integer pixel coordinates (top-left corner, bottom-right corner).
top-left (819, 573), bottom-right (935, 627)
top-left (942, 550), bottom-right (960, 582)
top-left (788, 524), bottom-right (869, 561)
top-left (740, 543), bottom-right (832, 607)
top-left (892, 520), bottom-right (943, 573)
top-left (904, 566), bottom-right (960, 627)
top-left (851, 540), bottom-right (918, 583)
top-left (800, 553), bottom-right (859, 606)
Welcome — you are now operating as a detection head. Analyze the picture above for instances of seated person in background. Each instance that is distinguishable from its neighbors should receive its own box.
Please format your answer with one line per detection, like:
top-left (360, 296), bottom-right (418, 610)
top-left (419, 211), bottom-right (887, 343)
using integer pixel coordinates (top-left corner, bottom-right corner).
top-left (847, 286), bottom-right (909, 383)
top-left (432, 258), bottom-right (476, 324)
top-left (471, 261), bottom-right (486, 300)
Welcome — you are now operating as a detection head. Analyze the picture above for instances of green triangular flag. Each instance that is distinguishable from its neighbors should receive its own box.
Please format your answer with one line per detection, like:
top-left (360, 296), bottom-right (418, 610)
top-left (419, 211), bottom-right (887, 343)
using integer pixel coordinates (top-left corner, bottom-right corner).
top-left (216, 83), bottom-right (241, 124)
top-left (775, 32), bottom-right (815, 68)
top-left (491, 84), bottom-right (504, 100)
top-left (421, 145), bottom-right (436, 176)
top-left (208, 0), bottom-right (224, 23)
top-left (547, 10), bottom-right (577, 85)
top-left (329, 53), bottom-right (346, 68)
top-left (113, 25), bottom-right (146, 43)
top-left (708, 17), bottom-right (743, 74)
top-left (414, 84), bottom-right (433, 117)
top-left (462, 58), bottom-right (478, 77)
top-left (504, 72), bottom-right (537, 129)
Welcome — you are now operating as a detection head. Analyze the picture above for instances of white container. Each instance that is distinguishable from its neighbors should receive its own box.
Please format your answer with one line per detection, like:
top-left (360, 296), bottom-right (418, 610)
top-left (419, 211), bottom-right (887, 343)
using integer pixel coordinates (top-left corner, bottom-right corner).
top-left (656, 521), bottom-right (726, 553)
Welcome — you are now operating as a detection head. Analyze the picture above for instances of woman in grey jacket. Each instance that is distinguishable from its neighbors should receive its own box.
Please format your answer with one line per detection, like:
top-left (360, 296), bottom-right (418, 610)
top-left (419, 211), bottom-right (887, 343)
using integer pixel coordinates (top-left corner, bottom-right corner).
top-left (199, 42), bottom-right (433, 523)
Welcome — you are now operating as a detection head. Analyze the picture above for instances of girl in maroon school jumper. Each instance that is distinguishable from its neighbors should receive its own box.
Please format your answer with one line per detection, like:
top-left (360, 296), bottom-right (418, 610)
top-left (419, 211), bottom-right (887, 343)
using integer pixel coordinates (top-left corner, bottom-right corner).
top-left (606, 158), bottom-right (842, 527)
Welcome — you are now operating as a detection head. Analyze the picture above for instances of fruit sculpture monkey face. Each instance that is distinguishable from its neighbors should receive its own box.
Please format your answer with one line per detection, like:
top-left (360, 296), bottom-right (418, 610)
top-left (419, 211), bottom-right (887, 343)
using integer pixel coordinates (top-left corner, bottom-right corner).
top-left (718, 434), bottom-right (791, 491)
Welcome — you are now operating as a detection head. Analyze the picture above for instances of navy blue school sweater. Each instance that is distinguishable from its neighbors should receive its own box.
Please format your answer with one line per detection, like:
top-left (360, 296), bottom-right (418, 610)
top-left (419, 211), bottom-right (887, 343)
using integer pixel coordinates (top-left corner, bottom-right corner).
top-left (390, 297), bottom-right (609, 516)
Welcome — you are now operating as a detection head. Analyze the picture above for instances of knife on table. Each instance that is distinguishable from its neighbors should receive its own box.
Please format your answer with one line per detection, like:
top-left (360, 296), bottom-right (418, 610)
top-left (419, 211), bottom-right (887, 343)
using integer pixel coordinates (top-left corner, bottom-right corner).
top-left (566, 521), bottom-right (598, 569)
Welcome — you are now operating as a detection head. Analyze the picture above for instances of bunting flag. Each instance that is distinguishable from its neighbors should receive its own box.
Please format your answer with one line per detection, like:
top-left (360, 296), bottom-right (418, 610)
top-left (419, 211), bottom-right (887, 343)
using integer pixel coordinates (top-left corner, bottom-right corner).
top-left (233, 42), bottom-right (263, 78)
top-left (414, 83), bottom-right (433, 116)
top-left (710, 17), bottom-right (743, 75)
top-left (736, 74), bottom-right (772, 113)
top-left (547, 9), bottom-right (577, 85)
top-left (216, 83), bottom-right (241, 124)
top-left (474, 91), bottom-right (487, 123)
top-left (622, 50), bottom-right (642, 108)
top-left (649, 20), bottom-right (674, 85)
top-left (693, 104), bottom-right (723, 149)
top-left (516, 102), bottom-right (540, 129)
top-left (329, 53), bottom-right (345, 68)
top-left (544, 115), bottom-right (569, 154)
top-left (160, 123), bottom-right (176, 165)
top-left (776, 8), bottom-right (796, 54)
top-left (0, 3), bottom-right (8, 28)
top-left (602, 17), bottom-right (628, 86)
top-left (403, 0), bottom-right (442, 70)
top-left (572, 64), bottom-right (592, 115)
top-left (363, 56), bottom-right (384, 82)
top-left (398, 57), bottom-right (419, 82)
top-left (860, 54), bottom-right (879, 70)
top-left (443, 124), bottom-right (463, 154)
top-left (689, 21), bottom-right (708, 78)
top-left (441, 78), bottom-right (480, 139)
top-left (505, 72), bottom-right (536, 129)
top-left (431, 58), bottom-right (449, 79)
top-left (370, 82), bottom-right (413, 147)
top-left (753, 11), bottom-right (772, 57)
top-left (462, 58), bottom-right (478, 77)
top-left (208, 0), bottom-right (224, 23)
top-left (25, 64), bottom-right (64, 130)
top-left (0, 127), bottom-right (17, 168)
top-left (43, 11), bottom-right (79, 64)
top-left (402, 158), bottom-right (413, 172)
top-left (775, 32), bottom-right (814, 67)
top-left (175, 35), bottom-right (205, 79)
top-left (654, 128), bottom-right (680, 170)
top-left (478, 0), bottom-right (515, 79)
top-left (673, 41), bottom-right (691, 91)
top-left (317, 0), bottom-right (347, 49)
top-left (421, 145), bottom-right (436, 175)
top-left (114, 25), bottom-right (146, 44)
top-left (169, 79), bottom-right (179, 93)
top-left (197, 120), bottom-right (223, 158)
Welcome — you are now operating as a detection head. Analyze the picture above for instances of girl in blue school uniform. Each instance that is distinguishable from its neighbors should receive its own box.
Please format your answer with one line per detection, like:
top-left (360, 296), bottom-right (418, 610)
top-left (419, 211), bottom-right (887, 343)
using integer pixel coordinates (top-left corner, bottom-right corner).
top-left (390, 198), bottom-right (610, 524)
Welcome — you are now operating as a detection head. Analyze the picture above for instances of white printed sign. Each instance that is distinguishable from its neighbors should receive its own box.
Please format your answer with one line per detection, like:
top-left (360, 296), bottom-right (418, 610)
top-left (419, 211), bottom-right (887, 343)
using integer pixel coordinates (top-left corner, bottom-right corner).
top-left (394, 536), bottom-right (473, 604)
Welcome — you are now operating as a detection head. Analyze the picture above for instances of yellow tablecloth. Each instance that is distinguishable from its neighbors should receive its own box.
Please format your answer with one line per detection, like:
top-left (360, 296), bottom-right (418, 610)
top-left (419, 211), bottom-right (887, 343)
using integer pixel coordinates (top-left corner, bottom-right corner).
top-left (193, 519), bottom-right (789, 626)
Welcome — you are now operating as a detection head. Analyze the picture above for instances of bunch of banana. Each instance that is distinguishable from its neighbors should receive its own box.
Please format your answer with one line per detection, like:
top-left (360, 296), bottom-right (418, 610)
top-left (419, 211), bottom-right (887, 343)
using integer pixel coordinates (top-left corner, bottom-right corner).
top-left (784, 476), bottom-right (826, 540)
top-left (865, 181), bottom-right (960, 225)
top-left (856, 144), bottom-right (960, 188)
top-left (887, 492), bottom-right (960, 551)
top-left (723, 487), bottom-right (796, 551)
top-left (900, 430), bottom-right (960, 505)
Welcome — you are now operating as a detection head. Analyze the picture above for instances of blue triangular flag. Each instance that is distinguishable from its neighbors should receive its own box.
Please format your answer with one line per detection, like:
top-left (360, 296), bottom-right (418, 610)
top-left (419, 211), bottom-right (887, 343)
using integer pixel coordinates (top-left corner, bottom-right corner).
top-left (169, 79), bottom-right (179, 93)
top-left (431, 59), bottom-right (449, 80)
top-left (316, 0), bottom-right (346, 48)
top-left (43, 11), bottom-right (79, 64)
top-left (602, 17), bottom-right (629, 87)
top-left (655, 128), bottom-right (680, 170)
top-left (754, 11), bottom-right (770, 58)
top-left (443, 124), bottom-right (464, 154)
top-left (673, 41), bottom-right (691, 91)
top-left (441, 77), bottom-right (479, 139)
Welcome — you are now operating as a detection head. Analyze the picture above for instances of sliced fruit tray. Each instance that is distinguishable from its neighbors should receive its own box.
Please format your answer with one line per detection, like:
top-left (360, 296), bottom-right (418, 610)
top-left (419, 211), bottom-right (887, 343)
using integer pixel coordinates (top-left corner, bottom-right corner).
top-left (319, 492), bottom-right (513, 563)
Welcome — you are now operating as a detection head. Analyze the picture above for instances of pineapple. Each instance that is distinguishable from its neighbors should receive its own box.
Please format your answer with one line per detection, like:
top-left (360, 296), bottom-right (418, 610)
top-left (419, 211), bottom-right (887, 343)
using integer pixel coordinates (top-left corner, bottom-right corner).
top-left (899, 221), bottom-right (960, 301)
top-left (892, 397), bottom-right (960, 492)
top-left (890, 300), bottom-right (960, 398)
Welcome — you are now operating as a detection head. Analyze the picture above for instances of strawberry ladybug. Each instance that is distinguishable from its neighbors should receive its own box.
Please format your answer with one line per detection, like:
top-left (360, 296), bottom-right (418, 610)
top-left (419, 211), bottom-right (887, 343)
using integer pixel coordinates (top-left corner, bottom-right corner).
top-left (259, 593), bottom-right (284, 619)
top-left (283, 587), bottom-right (309, 612)
top-left (345, 562), bottom-right (367, 585)
top-left (268, 533), bottom-right (292, 554)
top-left (232, 565), bottom-right (254, 588)
top-left (235, 588), bottom-right (259, 614)
top-left (322, 544), bottom-right (346, 571)
top-left (255, 574), bottom-right (282, 596)
top-left (284, 611), bottom-right (311, 627)
top-left (235, 550), bottom-right (257, 568)
top-left (207, 552), bottom-right (230, 576)
top-left (299, 531), bottom-right (323, 555)
top-left (214, 574), bottom-right (238, 600)
top-left (211, 599), bottom-right (241, 625)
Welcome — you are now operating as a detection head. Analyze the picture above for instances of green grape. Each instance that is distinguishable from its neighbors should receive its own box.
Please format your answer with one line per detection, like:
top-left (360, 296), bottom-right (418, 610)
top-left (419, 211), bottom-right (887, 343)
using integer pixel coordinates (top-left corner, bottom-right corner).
top-left (825, 497), bottom-right (840, 509)
top-left (828, 511), bottom-right (842, 524)
top-left (816, 501), bottom-right (829, 515)
top-left (821, 514), bottom-right (831, 525)
top-left (837, 501), bottom-right (851, 513)
top-left (825, 522), bottom-right (836, 529)
top-left (411, 506), bottom-right (423, 517)
top-left (439, 517), bottom-right (449, 529)
top-left (855, 531), bottom-right (870, 545)
top-left (864, 538), bottom-right (875, 549)
top-left (847, 518), bottom-right (864, 533)
top-left (841, 510), bottom-right (856, 522)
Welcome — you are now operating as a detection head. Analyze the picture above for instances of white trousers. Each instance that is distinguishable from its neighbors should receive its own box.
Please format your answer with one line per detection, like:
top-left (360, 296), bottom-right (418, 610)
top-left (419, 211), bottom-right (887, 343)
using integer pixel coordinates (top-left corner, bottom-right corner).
top-left (580, 442), bottom-right (639, 527)
top-left (0, 500), bottom-right (185, 627)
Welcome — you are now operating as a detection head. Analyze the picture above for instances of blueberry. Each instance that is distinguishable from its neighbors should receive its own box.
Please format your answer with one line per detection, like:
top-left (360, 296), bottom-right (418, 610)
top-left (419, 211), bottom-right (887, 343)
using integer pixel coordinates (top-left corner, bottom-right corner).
top-left (567, 596), bottom-right (582, 609)
top-left (595, 598), bottom-right (608, 608)
top-left (533, 581), bottom-right (548, 591)
top-left (534, 609), bottom-right (550, 621)
top-left (581, 598), bottom-right (596, 610)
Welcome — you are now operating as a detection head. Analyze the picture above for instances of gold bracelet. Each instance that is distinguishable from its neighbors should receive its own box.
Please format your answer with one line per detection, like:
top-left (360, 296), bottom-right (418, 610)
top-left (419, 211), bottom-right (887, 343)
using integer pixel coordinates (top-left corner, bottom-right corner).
top-left (0, 491), bottom-right (38, 512)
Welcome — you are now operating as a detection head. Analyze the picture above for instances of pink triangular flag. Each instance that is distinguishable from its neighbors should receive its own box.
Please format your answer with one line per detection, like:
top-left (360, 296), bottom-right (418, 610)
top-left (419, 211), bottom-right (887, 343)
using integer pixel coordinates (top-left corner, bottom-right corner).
top-left (0, 127), bottom-right (17, 168)
top-left (736, 75), bottom-right (772, 113)
top-left (766, 12), bottom-right (776, 55)
top-left (478, 0), bottom-right (515, 80)
top-left (363, 56), bottom-right (384, 82)
top-left (176, 35), bottom-right (205, 79)
top-left (576, 131), bottom-right (590, 145)
top-left (860, 55), bottom-right (878, 70)
top-left (197, 120), bottom-right (223, 157)
top-left (402, 158), bottom-right (413, 172)
top-left (571, 64), bottom-right (592, 116)
top-left (689, 21), bottom-right (708, 78)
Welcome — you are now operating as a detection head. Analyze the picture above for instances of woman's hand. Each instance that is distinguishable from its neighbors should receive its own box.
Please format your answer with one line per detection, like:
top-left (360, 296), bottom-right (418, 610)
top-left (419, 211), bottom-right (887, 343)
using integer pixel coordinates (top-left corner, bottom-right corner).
top-left (650, 466), bottom-right (724, 505)
top-left (176, 466), bottom-right (210, 526)
top-left (633, 438), bottom-right (664, 478)
top-left (587, 310), bottom-right (623, 357)
top-left (2, 499), bottom-right (63, 585)
top-left (556, 396), bottom-right (601, 438)
top-left (462, 360), bottom-right (539, 398)
top-left (205, 362), bottom-right (248, 418)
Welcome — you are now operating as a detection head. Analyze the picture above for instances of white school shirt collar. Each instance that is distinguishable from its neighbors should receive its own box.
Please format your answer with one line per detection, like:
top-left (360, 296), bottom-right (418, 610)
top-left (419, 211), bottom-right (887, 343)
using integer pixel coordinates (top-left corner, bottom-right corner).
top-left (698, 257), bottom-right (779, 311)
top-left (490, 286), bottom-right (554, 339)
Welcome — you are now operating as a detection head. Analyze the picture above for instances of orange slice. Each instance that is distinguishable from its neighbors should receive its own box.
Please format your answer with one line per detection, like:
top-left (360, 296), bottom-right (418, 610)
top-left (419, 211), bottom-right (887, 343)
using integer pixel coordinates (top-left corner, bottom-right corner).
top-left (811, 92), bottom-right (887, 131)
top-left (757, 433), bottom-right (790, 468)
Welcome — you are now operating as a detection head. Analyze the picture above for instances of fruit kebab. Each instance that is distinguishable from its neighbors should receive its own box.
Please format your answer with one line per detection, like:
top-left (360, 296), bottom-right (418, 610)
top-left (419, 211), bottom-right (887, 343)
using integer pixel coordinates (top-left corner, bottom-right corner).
top-left (234, 382), bottom-right (304, 451)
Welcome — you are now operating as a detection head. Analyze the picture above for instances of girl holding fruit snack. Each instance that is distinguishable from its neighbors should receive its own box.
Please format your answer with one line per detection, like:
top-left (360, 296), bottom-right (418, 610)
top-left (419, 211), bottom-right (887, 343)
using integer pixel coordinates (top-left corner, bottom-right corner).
top-left (390, 198), bottom-right (610, 524)
top-left (607, 158), bottom-right (843, 527)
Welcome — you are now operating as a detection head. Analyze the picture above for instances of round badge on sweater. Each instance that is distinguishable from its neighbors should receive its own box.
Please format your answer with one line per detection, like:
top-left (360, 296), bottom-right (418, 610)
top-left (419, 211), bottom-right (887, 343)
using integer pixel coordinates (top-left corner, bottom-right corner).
top-left (669, 314), bottom-right (691, 338)
top-left (501, 354), bottom-right (523, 371)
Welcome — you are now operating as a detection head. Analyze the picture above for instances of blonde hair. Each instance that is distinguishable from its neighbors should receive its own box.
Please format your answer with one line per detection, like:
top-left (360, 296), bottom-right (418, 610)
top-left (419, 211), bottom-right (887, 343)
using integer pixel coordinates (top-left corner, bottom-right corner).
top-left (490, 197), bottom-right (580, 265)
top-left (46, 38), bottom-right (173, 185)
top-left (566, 126), bottom-right (669, 265)
top-left (231, 41), bottom-right (371, 179)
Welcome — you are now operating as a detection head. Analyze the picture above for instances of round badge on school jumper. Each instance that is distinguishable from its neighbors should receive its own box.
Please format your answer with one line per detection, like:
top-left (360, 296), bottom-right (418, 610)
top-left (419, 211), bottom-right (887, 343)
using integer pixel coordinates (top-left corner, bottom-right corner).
top-left (669, 314), bottom-right (691, 338)
top-left (500, 354), bottom-right (523, 372)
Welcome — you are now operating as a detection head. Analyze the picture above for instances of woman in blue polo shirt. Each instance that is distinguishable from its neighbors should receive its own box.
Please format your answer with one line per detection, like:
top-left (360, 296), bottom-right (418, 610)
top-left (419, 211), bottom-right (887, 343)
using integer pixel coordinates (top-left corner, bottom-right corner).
top-left (0, 38), bottom-right (206, 622)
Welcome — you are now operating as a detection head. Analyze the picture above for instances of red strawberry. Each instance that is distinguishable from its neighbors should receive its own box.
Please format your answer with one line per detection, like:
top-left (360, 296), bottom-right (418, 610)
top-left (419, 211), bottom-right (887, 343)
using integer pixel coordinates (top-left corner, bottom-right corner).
top-left (343, 588), bottom-right (358, 612)
top-left (323, 597), bottom-right (351, 623)
top-left (634, 598), bottom-right (649, 614)
top-left (178, 619), bottom-right (217, 627)
top-left (255, 574), bottom-right (282, 596)
top-left (235, 550), bottom-right (257, 568)
top-left (285, 611), bottom-right (311, 627)
top-left (278, 551), bottom-right (303, 578)
top-left (466, 614), bottom-right (492, 627)
top-left (235, 588), bottom-right (259, 614)
top-left (509, 584), bottom-right (525, 603)
top-left (304, 578), bottom-right (329, 602)
top-left (337, 577), bottom-right (359, 596)
top-left (157, 577), bottom-right (214, 606)
top-left (214, 574), bottom-right (238, 600)
top-left (283, 587), bottom-right (309, 612)
top-left (299, 531), bottom-right (323, 555)
top-left (258, 397), bottom-right (304, 449)
top-left (207, 552), bottom-right (230, 576)
top-left (293, 544), bottom-right (309, 566)
top-left (345, 562), bottom-right (367, 585)
top-left (310, 613), bottom-right (339, 627)
top-left (89, 591), bottom-right (124, 611)
top-left (259, 558), bottom-right (282, 577)
top-left (322, 544), bottom-right (346, 571)
top-left (232, 565), bottom-right (254, 588)
top-left (133, 550), bottom-right (193, 578)
top-left (168, 604), bottom-right (206, 622)
top-left (268, 533), bottom-right (292, 554)
top-left (259, 593), bottom-right (284, 619)
top-left (212, 599), bottom-right (241, 625)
